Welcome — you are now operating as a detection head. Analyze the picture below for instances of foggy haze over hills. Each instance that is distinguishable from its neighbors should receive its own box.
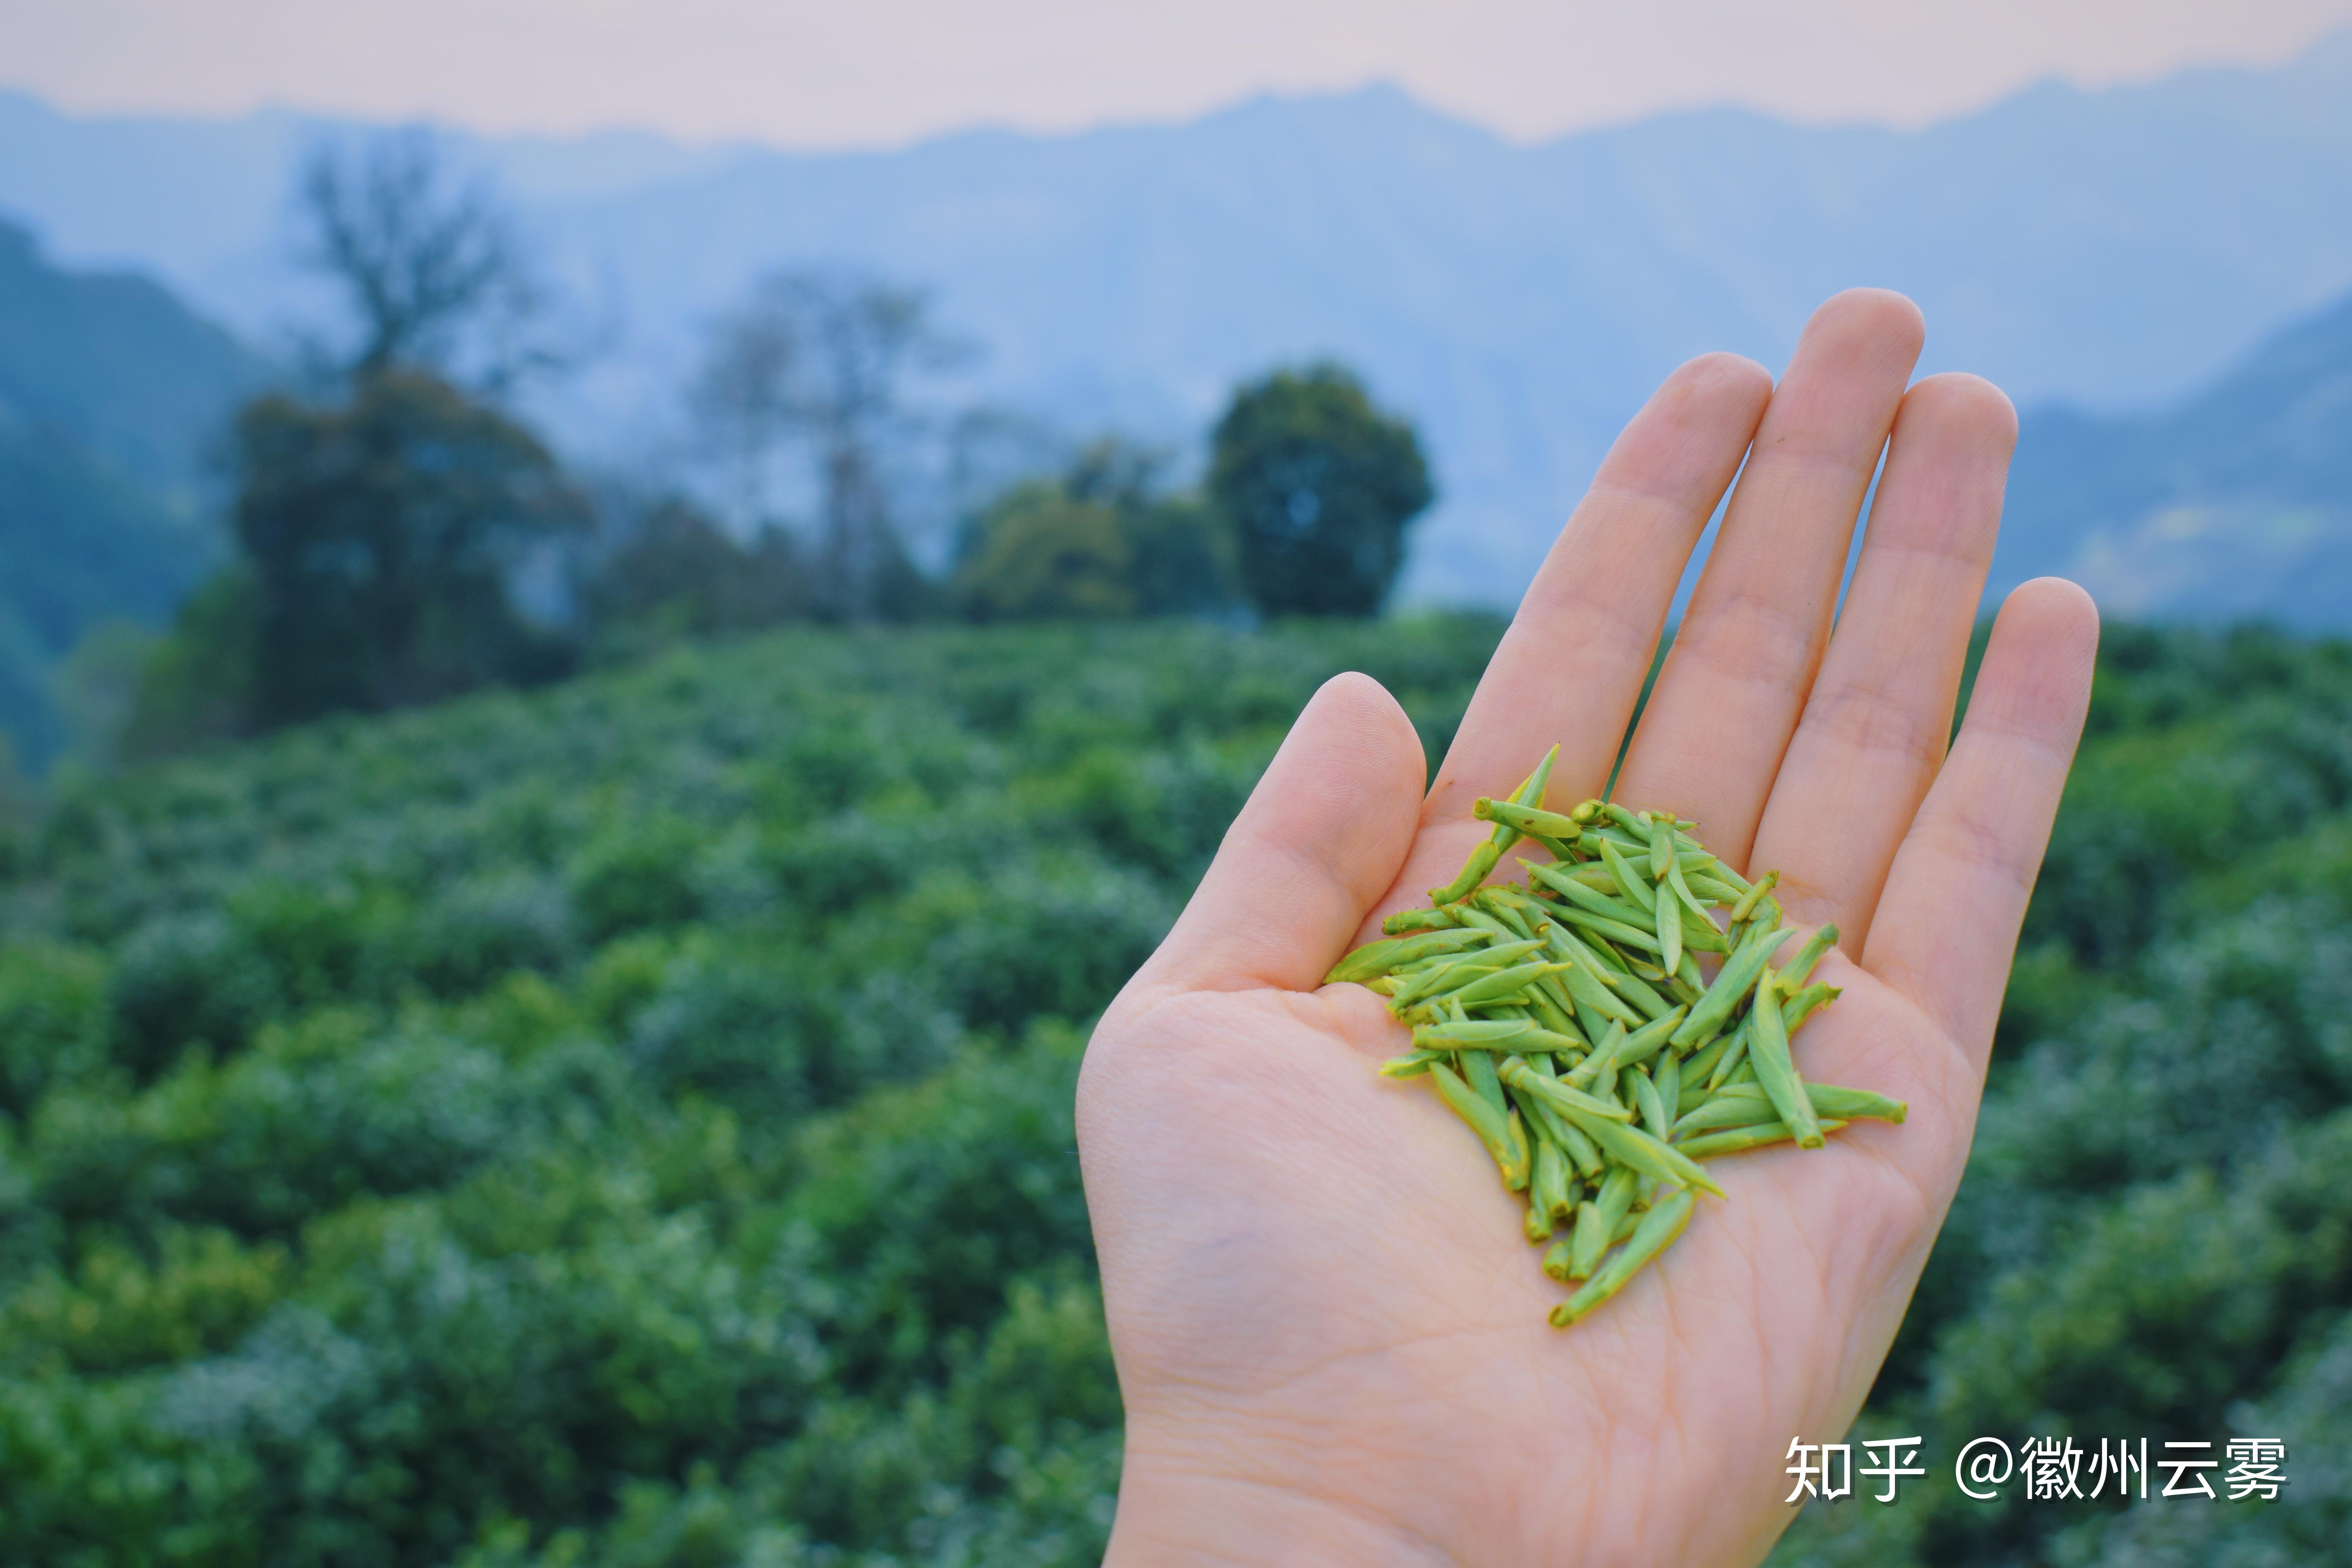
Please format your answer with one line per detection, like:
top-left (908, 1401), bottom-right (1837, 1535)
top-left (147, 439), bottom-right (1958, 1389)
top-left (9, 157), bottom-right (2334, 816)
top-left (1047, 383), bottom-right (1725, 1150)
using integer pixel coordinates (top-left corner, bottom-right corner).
top-left (4, 30), bottom-right (2352, 603)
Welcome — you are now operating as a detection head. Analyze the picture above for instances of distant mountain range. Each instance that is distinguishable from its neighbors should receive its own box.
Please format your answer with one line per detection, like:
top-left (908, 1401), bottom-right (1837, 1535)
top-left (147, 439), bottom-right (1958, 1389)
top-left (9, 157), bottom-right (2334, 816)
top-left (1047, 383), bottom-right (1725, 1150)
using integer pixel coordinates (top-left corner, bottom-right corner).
top-left (7, 33), bottom-right (2352, 604)
top-left (1998, 288), bottom-right (2352, 624)
top-left (0, 219), bottom-right (265, 768)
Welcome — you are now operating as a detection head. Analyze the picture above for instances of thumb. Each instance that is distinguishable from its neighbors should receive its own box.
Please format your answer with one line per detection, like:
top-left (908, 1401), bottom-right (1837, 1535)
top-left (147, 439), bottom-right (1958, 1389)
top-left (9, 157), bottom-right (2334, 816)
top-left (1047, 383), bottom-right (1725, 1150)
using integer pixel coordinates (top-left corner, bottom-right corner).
top-left (1134, 671), bottom-right (1425, 998)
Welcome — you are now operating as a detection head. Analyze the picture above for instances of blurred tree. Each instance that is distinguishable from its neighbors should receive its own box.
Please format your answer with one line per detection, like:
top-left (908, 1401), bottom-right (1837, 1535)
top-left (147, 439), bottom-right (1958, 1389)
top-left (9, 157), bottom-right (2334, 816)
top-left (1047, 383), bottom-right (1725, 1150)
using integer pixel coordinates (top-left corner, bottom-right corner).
top-left (1123, 496), bottom-right (1236, 617)
top-left (98, 138), bottom-right (586, 764)
top-left (225, 372), bottom-right (586, 727)
top-left (53, 619), bottom-right (157, 774)
top-left (113, 570), bottom-right (262, 760)
top-left (952, 482), bottom-right (1133, 622)
top-left (1209, 364), bottom-right (1433, 618)
top-left (951, 440), bottom-right (1237, 622)
top-left (688, 287), bottom-right (798, 530)
top-left (688, 270), bottom-right (962, 622)
top-left (295, 129), bottom-right (554, 388)
top-left (1065, 438), bottom-right (1237, 617)
top-left (944, 404), bottom-right (1067, 526)
top-left (582, 496), bottom-right (813, 648)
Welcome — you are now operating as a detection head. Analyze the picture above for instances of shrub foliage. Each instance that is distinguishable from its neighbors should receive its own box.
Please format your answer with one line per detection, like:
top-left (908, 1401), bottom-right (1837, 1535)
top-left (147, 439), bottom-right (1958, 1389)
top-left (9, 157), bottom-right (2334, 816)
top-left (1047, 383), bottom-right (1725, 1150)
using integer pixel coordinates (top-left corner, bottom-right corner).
top-left (0, 616), bottom-right (1496, 1565)
top-left (0, 617), bottom-right (2346, 1564)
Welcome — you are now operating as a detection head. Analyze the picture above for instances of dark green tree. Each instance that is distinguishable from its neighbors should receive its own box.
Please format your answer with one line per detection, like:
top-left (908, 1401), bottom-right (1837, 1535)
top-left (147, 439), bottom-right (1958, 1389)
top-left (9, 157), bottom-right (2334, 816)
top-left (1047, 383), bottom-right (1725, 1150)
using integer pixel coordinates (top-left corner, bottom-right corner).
top-left (951, 481), bottom-right (1135, 622)
top-left (1209, 364), bottom-right (1433, 618)
top-left (1065, 438), bottom-right (1238, 617)
top-left (582, 496), bottom-right (814, 648)
top-left (230, 371), bottom-right (586, 726)
top-left (113, 570), bottom-right (261, 760)
top-left (107, 135), bottom-right (590, 761)
top-left (950, 440), bottom-right (1239, 622)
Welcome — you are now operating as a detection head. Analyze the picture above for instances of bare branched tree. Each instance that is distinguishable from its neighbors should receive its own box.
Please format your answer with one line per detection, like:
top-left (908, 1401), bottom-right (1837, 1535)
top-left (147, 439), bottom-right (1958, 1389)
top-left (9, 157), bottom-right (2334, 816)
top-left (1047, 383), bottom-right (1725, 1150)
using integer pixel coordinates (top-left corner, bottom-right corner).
top-left (687, 269), bottom-right (969, 620)
top-left (687, 292), bottom-right (799, 530)
top-left (295, 130), bottom-right (550, 387)
top-left (943, 403), bottom-right (1067, 525)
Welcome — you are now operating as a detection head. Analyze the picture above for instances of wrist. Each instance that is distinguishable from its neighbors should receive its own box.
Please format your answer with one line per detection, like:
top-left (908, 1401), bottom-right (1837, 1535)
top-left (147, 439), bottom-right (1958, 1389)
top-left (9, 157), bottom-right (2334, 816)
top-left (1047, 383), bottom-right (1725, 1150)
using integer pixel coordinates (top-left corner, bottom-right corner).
top-left (1103, 1431), bottom-right (1450, 1568)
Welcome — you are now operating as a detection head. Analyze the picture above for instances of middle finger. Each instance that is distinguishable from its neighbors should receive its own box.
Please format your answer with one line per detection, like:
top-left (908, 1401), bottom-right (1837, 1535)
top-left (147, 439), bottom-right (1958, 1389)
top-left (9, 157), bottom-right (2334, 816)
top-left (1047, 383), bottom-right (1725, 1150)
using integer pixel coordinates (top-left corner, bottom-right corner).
top-left (1749, 372), bottom-right (2018, 953)
top-left (1612, 289), bottom-right (1924, 869)
top-left (1391, 350), bottom-right (1771, 907)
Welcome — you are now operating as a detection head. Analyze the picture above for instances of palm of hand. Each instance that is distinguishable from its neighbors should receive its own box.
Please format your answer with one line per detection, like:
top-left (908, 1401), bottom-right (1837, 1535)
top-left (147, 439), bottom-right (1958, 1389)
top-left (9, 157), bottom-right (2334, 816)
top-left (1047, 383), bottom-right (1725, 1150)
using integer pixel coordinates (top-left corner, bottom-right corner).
top-left (1080, 293), bottom-right (2100, 1567)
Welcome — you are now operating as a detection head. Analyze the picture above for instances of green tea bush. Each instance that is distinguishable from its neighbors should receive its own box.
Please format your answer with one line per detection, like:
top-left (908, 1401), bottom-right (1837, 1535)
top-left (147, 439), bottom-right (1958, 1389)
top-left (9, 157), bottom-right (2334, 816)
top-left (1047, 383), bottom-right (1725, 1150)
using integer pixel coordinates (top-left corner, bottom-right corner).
top-left (4, 613), bottom-right (2347, 1564)
top-left (1778, 627), bottom-right (2352, 1568)
top-left (0, 943), bottom-right (108, 1116)
top-left (0, 617), bottom-right (1497, 1565)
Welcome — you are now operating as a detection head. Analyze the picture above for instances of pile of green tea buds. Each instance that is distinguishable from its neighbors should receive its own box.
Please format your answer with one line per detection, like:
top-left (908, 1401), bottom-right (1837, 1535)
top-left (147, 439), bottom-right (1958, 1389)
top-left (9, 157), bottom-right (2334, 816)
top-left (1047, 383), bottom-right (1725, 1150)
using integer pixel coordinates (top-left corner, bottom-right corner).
top-left (1325, 745), bottom-right (1905, 1328)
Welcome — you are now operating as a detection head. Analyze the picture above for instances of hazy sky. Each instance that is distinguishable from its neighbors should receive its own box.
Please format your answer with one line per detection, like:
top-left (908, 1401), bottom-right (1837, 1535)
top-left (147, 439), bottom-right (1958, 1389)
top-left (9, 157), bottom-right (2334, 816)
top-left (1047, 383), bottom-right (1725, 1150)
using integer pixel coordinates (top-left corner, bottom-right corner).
top-left (6, 0), bottom-right (2352, 147)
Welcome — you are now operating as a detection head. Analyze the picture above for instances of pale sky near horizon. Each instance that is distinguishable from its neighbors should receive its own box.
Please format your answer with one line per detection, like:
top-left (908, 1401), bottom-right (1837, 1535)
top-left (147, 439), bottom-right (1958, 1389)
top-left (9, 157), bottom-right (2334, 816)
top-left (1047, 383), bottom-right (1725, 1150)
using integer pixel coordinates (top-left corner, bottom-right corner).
top-left (5, 0), bottom-right (2352, 148)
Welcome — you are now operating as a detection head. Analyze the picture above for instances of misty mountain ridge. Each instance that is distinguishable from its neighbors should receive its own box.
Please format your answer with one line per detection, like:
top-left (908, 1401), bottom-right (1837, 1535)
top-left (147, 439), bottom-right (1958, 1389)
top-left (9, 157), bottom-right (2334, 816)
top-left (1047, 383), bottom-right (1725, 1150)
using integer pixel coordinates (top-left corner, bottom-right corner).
top-left (0, 217), bottom-right (265, 488)
top-left (1999, 289), bottom-right (2352, 623)
top-left (9, 33), bottom-right (2352, 601)
top-left (0, 218), bottom-right (265, 766)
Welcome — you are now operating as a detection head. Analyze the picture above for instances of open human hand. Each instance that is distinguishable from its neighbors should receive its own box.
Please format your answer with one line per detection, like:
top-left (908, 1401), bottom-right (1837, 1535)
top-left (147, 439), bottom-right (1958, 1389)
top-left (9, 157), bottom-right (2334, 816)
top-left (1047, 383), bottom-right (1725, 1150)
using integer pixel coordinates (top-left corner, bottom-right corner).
top-left (1076, 290), bottom-right (2101, 1566)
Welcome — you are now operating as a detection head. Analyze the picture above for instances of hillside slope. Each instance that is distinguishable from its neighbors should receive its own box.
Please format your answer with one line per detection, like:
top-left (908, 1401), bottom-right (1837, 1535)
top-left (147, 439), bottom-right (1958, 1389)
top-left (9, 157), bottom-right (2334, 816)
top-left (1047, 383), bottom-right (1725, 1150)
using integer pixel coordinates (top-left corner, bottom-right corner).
top-left (0, 616), bottom-right (1504, 1563)
top-left (0, 216), bottom-right (267, 485)
top-left (0, 617), bottom-right (2345, 1563)
top-left (1998, 287), bottom-right (2352, 620)
top-left (0, 218), bottom-right (266, 766)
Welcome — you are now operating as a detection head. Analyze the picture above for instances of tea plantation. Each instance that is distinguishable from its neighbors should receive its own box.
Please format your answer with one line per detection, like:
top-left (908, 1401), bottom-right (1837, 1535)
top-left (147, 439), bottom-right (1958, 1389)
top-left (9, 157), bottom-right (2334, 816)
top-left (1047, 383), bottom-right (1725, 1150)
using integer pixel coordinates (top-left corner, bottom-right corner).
top-left (0, 615), bottom-right (2347, 1565)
